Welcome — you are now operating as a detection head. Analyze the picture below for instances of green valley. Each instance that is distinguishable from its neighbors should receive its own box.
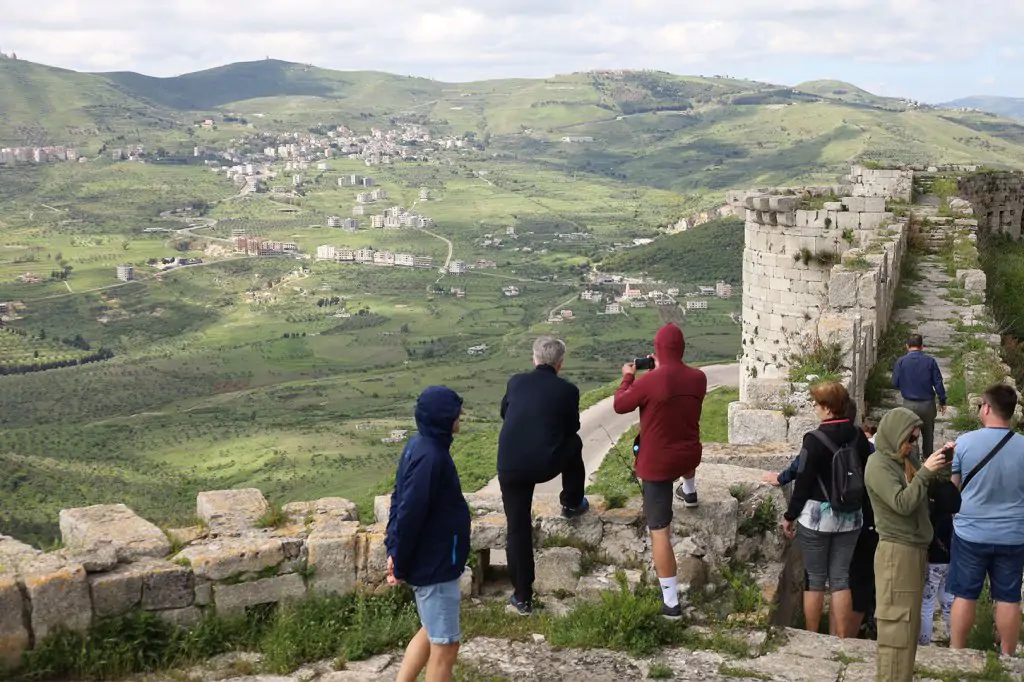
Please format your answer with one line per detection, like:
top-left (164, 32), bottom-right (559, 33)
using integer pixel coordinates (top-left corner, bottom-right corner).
top-left (3, 56), bottom-right (1024, 543)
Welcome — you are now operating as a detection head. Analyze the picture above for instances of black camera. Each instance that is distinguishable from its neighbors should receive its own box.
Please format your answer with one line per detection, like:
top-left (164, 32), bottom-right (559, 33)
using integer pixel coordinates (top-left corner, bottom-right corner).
top-left (634, 357), bottom-right (655, 371)
top-left (942, 445), bottom-right (955, 463)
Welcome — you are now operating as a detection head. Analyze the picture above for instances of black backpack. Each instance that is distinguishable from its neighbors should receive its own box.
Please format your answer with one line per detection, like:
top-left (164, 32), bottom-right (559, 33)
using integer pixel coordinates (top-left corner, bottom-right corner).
top-left (810, 430), bottom-right (865, 514)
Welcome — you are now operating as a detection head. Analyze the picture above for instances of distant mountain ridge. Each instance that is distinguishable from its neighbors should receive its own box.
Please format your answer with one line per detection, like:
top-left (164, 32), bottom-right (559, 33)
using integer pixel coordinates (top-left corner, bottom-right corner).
top-left (942, 96), bottom-right (1024, 121)
top-left (4, 57), bottom-right (1024, 191)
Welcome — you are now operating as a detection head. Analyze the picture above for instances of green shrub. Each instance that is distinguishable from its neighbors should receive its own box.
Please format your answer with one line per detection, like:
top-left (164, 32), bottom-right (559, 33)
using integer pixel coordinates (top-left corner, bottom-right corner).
top-left (15, 591), bottom-right (419, 680)
top-left (548, 575), bottom-right (685, 656)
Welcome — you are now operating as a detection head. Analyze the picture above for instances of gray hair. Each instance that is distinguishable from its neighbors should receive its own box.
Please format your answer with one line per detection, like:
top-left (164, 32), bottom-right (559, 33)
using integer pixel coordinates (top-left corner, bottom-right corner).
top-left (533, 336), bottom-right (566, 367)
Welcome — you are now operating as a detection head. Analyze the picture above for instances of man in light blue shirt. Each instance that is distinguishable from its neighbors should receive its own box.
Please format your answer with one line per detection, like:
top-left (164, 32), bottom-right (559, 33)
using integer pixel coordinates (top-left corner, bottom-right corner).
top-left (948, 384), bottom-right (1024, 656)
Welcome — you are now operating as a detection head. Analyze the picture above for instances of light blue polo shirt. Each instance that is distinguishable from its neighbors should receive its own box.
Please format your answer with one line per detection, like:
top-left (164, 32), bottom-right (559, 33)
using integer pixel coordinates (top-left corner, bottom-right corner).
top-left (952, 427), bottom-right (1024, 545)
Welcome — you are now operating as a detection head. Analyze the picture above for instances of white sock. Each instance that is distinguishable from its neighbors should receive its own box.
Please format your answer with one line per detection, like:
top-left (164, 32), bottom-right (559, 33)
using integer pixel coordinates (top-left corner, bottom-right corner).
top-left (659, 577), bottom-right (679, 608)
top-left (681, 477), bottom-right (697, 495)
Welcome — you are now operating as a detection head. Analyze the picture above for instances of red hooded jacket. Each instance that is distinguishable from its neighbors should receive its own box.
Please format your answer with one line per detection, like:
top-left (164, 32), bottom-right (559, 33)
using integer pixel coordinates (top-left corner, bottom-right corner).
top-left (613, 324), bottom-right (708, 482)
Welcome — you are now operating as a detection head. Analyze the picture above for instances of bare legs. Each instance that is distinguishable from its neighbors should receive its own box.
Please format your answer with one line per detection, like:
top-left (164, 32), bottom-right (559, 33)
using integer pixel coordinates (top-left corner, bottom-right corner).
top-left (396, 628), bottom-right (460, 682)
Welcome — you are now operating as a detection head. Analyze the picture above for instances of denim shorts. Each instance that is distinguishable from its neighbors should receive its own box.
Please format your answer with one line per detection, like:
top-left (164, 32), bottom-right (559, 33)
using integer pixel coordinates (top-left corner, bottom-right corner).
top-left (412, 577), bottom-right (462, 645)
top-left (947, 533), bottom-right (1024, 603)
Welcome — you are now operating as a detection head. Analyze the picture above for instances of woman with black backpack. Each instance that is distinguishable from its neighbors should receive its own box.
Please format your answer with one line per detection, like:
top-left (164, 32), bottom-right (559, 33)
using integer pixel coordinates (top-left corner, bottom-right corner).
top-left (780, 381), bottom-right (872, 639)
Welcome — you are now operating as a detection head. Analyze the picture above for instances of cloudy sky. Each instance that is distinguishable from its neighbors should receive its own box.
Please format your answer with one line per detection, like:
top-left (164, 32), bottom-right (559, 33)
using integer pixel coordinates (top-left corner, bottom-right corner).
top-left (1, 0), bottom-right (1022, 102)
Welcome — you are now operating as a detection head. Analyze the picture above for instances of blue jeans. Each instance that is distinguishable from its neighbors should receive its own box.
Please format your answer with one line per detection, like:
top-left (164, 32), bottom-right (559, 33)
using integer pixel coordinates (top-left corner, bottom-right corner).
top-left (947, 533), bottom-right (1024, 603)
top-left (412, 577), bottom-right (462, 644)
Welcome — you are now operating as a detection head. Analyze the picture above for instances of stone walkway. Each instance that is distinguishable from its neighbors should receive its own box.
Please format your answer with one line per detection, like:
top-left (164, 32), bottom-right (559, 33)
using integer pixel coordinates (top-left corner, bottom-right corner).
top-left (888, 204), bottom-right (964, 446)
top-left (127, 626), bottom-right (1024, 681)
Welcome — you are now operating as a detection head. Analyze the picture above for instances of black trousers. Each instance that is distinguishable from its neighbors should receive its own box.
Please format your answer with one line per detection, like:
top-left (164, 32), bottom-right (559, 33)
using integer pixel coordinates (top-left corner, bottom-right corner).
top-left (499, 437), bottom-right (585, 603)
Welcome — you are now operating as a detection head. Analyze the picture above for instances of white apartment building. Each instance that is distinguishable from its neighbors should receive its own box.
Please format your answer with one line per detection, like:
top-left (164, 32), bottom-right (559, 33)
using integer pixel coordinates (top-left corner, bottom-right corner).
top-left (371, 215), bottom-right (385, 228)
top-left (316, 245), bottom-right (337, 260)
top-left (116, 265), bottom-right (134, 282)
top-left (448, 260), bottom-right (467, 275)
top-left (327, 216), bottom-right (343, 227)
top-left (686, 300), bottom-right (709, 311)
top-left (716, 281), bottom-right (734, 298)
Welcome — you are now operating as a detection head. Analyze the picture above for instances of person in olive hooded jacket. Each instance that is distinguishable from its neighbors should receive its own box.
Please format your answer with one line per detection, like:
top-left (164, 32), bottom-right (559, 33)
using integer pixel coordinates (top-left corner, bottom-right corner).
top-left (865, 407), bottom-right (953, 682)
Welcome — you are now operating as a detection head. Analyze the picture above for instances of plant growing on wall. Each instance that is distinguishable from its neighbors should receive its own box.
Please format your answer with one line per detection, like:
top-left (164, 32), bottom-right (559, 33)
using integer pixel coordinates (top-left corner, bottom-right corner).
top-left (787, 333), bottom-right (846, 383)
top-left (842, 229), bottom-right (855, 244)
top-left (815, 250), bottom-right (840, 267)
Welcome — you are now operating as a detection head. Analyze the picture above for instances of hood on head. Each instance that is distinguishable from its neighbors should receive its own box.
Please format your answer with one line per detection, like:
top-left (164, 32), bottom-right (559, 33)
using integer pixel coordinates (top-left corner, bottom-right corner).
top-left (415, 386), bottom-right (464, 442)
top-left (875, 407), bottom-right (922, 460)
top-left (654, 323), bottom-right (685, 364)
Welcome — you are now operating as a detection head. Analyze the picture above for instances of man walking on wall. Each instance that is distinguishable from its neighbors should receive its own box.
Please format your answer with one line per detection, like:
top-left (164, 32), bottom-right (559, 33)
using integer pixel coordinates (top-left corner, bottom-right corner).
top-left (498, 336), bottom-right (589, 615)
top-left (386, 386), bottom-right (470, 682)
top-left (892, 333), bottom-right (947, 456)
top-left (613, 323), bottom-right (707, 618)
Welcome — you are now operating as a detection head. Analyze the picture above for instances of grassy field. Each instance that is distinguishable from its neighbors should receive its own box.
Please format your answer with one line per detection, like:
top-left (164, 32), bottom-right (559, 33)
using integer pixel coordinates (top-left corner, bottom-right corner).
top-left (0, 154), bottom-right (741, 543)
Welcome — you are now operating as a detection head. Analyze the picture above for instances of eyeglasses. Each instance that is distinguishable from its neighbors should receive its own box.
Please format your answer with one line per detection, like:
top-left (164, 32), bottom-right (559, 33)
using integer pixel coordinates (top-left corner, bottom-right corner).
top-left (978, 402), bottom-right (988, 413)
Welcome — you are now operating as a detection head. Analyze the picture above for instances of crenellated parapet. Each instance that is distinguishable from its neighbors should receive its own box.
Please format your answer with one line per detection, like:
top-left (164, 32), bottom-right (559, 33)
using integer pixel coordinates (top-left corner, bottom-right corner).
top-left (727, 167), bottom-right (913, 445)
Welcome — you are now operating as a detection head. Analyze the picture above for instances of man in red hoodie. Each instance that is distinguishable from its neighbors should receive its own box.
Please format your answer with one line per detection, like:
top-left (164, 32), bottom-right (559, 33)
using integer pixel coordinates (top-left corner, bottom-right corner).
top-left (613, 323), bottom-right (707, 618)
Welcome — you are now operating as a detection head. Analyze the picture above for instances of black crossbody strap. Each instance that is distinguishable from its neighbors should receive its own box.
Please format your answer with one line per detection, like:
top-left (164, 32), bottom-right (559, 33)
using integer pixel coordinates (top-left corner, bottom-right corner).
top-left (961, 430), bottom-right (1014, 492)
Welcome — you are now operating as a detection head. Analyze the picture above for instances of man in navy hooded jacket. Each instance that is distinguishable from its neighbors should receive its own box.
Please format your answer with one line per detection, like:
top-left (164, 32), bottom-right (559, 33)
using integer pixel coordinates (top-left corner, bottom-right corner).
top-left (385, 385), bottom-right (471, 682)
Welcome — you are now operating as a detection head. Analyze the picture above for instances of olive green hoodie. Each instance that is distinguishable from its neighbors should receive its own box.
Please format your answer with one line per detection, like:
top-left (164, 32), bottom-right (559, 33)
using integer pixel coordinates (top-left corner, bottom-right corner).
top-left (865, 407), bottom-right (937, 548)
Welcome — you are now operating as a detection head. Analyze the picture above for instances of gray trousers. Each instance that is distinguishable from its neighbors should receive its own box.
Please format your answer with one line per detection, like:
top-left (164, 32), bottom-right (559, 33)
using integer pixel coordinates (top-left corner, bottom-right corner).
top-left (902, 398), bottom-right (937, 457)
top-left (797, 524), bottom-right (860, 592)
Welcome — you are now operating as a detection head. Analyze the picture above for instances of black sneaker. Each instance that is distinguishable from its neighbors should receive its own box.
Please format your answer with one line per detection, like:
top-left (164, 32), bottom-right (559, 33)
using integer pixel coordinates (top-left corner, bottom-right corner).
top-left (674, 486), bottom-right (698, 508)
top-left (509, 594), bottom-right (533, 616)
top-left (561, 496), bottom-right (590, 518)
top-left (661, 603), bottom-right (683, 620)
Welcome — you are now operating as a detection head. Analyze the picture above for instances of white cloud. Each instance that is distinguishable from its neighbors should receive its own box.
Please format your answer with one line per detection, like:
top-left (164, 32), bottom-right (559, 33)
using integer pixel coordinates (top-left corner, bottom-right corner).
top-left (0, 0), bottom-right (1019, 96)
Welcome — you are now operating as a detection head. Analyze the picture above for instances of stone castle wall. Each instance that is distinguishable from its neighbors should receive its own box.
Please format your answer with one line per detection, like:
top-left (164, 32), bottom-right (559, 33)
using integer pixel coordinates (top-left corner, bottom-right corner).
top-left (958, 171), bottom-right (1024, 240)
top-left (726, 167), bottom-right (914, 445)
top-left (0, 468), bottom-right (787, 670)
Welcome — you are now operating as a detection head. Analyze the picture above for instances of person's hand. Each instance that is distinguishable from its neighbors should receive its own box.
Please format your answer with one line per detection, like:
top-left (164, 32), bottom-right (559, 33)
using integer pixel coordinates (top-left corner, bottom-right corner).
top-left (647, 353), bottom-right (656, 369)
top-left (761, 471), bottom-right (781, 487)
top-left (386, 555), bottom-right (402, 586)
top-left (622, 362), bottom-right (636, 378)
top-left (923, 448), bottom-right (951, 472)
top-left (781, 518), bottom-right (796, 539)
top-left (940, 405), bottom-right (948, 414)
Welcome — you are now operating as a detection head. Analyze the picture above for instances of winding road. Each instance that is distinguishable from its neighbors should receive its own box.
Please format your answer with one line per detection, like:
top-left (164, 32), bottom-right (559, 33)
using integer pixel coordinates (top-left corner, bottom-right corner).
top-left (477, 362), bottom-right (740, 494)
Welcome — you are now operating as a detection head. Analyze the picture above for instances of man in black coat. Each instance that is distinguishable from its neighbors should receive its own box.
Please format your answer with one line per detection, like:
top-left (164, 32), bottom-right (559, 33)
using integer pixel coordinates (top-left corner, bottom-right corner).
top-left (498, 336), bottom-right (588, 614)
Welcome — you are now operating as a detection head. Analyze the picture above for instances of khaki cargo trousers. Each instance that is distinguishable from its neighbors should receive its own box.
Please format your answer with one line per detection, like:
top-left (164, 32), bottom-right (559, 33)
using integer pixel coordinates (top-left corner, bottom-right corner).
top-left (874, 540), bottom-right (928, 682)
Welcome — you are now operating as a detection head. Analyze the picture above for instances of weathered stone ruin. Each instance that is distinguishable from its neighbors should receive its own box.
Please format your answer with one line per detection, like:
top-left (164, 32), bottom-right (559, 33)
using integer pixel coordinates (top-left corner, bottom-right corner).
top-left (0, 464), bottom-right (791, 670)
top-left (958, 169), bottom-right (1024, 240)
top-left (725, 165), bottom-right (915, 445)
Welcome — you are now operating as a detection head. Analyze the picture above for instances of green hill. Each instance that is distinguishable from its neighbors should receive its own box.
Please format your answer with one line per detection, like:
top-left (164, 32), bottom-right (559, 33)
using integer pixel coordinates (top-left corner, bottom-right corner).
top-left (101, 59), bottom-right (443, 111)
top-left (943, 96), bottom-right (1024, 121)
top-left (599, 216), bottom-right (744, 283)
top-left (5, 59), bottom-right (1024, 192)
top-left (0, 59), bottom-right (178, 147)
top-left (795, 79), bottom-right (907, 110)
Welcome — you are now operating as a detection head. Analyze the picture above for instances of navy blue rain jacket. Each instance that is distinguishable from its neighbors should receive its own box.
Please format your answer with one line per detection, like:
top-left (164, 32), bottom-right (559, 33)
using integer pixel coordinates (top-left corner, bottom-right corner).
top-left (385, 386), bottom-right (471, 586)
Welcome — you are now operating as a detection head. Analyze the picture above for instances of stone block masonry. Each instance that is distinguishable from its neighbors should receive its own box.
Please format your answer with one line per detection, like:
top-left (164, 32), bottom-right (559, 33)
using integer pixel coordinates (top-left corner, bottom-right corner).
top-left (958, 171), bottom-right (1024, 241)
top-left (0, 469), bottom-right (788, 668)
top-left (728, 166), bottom-right (912, 445)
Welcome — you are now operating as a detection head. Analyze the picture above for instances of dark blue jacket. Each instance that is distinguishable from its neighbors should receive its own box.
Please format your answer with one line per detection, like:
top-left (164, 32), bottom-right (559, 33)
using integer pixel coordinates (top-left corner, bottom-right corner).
top-left (892, 350), bottom-right (947, 405)
top-left (385, 386), bottom-right (471, 587)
